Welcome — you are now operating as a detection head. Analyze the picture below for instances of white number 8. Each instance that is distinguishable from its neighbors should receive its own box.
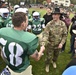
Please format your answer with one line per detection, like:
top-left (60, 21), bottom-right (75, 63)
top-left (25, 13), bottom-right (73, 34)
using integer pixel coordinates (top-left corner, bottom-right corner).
top-left (0, 38), bottom-right (24, 67)
top-left (9, 42), bottom-right (23, 66)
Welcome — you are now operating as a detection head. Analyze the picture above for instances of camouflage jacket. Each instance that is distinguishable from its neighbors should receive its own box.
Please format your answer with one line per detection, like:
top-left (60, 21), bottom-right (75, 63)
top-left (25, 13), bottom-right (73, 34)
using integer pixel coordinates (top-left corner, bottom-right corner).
top-left (40, 20), bottom-right (67, 46)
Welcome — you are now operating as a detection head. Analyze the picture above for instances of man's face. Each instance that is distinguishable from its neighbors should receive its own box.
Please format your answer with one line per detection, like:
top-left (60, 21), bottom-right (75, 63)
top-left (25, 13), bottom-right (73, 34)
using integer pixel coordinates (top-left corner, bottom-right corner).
top-left (52, 13), bottom-right (60, 21)
top-left (46, 8), bottom-right (52, 14)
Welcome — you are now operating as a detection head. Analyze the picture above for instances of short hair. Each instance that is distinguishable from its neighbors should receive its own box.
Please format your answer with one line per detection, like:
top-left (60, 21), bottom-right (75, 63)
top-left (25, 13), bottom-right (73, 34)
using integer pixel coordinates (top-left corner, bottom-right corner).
top-left (12, 12), bottom-right (26, 27)
top-left (47, 6), bottom-right (52, 10)
top-left (0, 1), bottom-right (5, 8)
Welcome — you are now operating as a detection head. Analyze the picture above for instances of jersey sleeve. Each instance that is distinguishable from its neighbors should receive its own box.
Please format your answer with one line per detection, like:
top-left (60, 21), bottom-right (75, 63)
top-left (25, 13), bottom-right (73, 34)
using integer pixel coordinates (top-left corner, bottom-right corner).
top-left (41, 18), bottom-right (45, 28)
top-left (27, 37), bottom-right (38, 55)
top-left (0, 17), bottom-right (3, 28)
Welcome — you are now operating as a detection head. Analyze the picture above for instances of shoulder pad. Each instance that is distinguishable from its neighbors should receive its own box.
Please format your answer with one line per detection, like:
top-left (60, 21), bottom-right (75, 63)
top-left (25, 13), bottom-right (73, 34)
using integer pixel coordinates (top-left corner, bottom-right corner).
top-left (40, 18), bottom-right (44, 21)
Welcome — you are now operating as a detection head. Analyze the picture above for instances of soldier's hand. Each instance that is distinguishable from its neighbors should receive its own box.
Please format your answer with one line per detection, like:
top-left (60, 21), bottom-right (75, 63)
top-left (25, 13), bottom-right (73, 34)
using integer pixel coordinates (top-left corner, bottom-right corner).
top-left (58, 43), bottom-right (63, 49)
top-left (40, 45), bottom-right (45, 52)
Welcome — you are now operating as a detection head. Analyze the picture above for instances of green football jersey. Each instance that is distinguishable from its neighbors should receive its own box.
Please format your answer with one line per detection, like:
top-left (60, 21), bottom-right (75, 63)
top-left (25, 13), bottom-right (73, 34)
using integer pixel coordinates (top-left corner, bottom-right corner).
top-left (0, 28), bottom-right (38, 73)
top-left (0, 16), bottom-right (12, 28)
top-left (28, 14), bottom-right (31, 19)
top-left (6, 19), bottom-right (13, 27)
top-left (4, 17), bottom-right (12, 27)
top-left (0, 17), bottom-right (3, 28)
top-left (28, 18), bottom-right (45, 35)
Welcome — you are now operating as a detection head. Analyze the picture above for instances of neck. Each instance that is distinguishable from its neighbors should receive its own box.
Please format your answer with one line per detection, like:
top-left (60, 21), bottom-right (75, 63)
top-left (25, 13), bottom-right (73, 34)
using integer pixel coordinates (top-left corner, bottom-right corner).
top-left (13, 27), bottom-right (23, 31)
top-left (47, 12), bottom-right (51, 15)
top-left (54, 18), bottom-right (60, 22)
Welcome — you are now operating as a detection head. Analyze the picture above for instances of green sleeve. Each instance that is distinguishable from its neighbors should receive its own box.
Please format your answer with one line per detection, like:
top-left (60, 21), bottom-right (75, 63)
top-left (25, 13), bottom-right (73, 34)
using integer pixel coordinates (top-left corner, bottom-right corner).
top-left (28, 14), bottom-right (31, 19)
top-left (0, 22), bottom-right (2, 28)
top-left (27, 37), bottom-right (38, 55)
top-left (0, 18), bottom-right (3, 28)
top-left (4, 17), bottom-right (12, 27)
top-left (41, 18), bottom-right (45, 24)
top-left (28, 18), bottom-right (32, 25)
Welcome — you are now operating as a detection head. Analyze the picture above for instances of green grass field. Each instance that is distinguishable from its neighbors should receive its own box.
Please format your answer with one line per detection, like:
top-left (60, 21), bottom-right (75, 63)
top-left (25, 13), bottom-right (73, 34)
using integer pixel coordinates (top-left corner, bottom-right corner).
top-left (0, 8), bottom-right (74, 75)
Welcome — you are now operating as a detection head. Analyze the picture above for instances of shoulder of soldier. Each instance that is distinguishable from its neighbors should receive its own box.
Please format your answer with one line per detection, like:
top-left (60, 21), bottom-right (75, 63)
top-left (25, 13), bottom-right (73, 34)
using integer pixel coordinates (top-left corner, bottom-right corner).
top-left (47, 20), bottom-right (54, 25)
top-left (45, 20), bottom-right (53, 27)
top-left (60, 20), bottom-right (66, 26)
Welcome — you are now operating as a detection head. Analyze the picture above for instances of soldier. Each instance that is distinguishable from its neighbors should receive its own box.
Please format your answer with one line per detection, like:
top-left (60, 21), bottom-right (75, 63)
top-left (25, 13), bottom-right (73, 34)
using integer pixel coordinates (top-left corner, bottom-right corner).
top-left (39, 8), bottom-right (67, 72)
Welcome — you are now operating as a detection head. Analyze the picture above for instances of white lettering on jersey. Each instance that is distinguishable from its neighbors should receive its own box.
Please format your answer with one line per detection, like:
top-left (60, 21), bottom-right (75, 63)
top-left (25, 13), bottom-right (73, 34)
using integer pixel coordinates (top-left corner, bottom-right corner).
top-left (0, 38), bottom-right (7, 58)
top-left (9, 42), bottom-right (23, 66)
top-left (0, 38), bottom-right (24, 67)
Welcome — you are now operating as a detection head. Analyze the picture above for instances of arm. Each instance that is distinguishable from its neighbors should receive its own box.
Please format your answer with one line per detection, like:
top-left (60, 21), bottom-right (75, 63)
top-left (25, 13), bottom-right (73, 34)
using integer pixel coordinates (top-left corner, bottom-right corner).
top-left (27, 22), bottom-right (32, 32)
top-left (71, 17), bottom-right (74, 23)
top-left (70, 25), bottom-right (73, 35)
top-left (41, 18), bottom-right (45, 30)
top-left (58, 22), bottom-right (67, 48)
top-left (30, 45), bottom-right (45, 61)
top-left (27, 19), bottom-right (32, 32)
top-left (27, 36), bottom-right (45, 61)
top-left (27, 25), bottom-right (32, 32)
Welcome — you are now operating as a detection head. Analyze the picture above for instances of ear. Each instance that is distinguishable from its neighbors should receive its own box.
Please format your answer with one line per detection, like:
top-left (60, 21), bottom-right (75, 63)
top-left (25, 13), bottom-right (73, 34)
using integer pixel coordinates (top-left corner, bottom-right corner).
top-left (21, 22), bottom-right (25, 28)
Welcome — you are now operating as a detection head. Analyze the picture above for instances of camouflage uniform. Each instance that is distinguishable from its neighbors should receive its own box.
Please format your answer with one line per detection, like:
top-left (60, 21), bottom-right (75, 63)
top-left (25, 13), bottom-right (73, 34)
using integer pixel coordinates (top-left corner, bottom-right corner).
top-left (40, 20), bottom-right (67, 65)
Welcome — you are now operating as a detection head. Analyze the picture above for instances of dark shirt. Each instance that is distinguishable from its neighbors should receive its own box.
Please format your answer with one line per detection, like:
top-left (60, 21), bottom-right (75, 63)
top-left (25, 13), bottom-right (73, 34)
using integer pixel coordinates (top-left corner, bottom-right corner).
top-left (70, 24), bottom-right (76, 35)
top-left (71, 16), bottom-right (76, 24)
top-left (65, 58), bottom-right (76, 69)
top-left (62, 17), bottom-right (71, 30)
top-left (43, 13), bottom-right (53, 25)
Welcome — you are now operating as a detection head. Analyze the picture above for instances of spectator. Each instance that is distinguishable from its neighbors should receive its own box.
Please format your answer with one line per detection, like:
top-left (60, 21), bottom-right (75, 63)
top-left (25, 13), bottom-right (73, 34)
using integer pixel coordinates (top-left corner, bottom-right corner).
top-left (43, 6), bottom-right (53, 26)
top-left (70, 23), bottom-right (76, 57)
top-left (61, 12), bottom-right (71, 52)
top-left (0, 0), bottom-right (6, 8)
top-left (71, 13), bottom-right (76, 24)
top-left (69, 13), bottom-right (76, 53)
